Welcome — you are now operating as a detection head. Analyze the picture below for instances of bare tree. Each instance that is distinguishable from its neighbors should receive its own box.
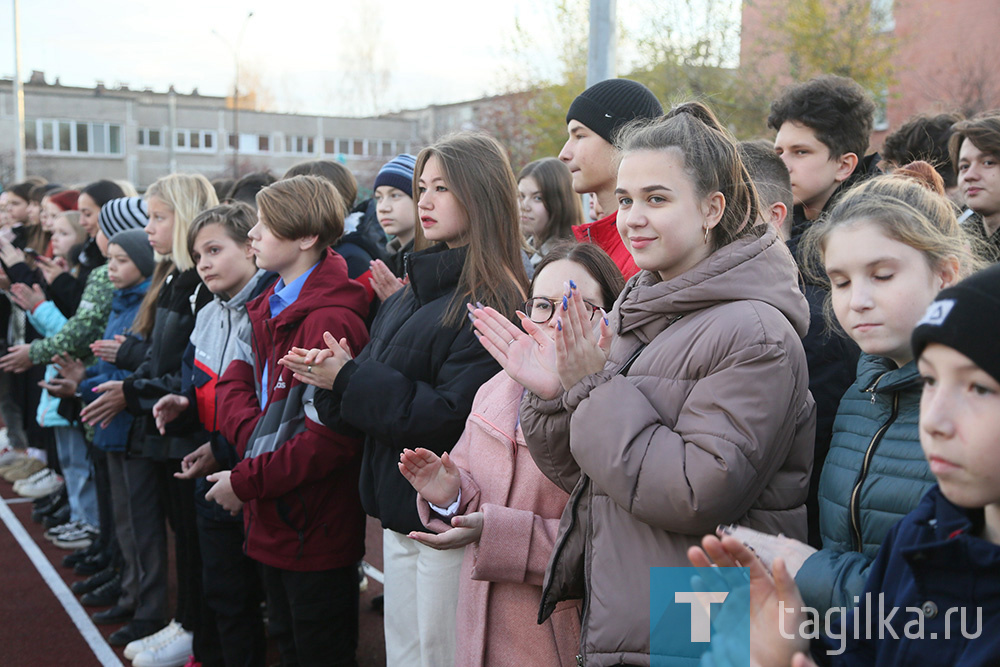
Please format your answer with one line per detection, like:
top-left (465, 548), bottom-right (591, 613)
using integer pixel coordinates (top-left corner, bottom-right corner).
top-left (338, 0), bottom-right (394, 117)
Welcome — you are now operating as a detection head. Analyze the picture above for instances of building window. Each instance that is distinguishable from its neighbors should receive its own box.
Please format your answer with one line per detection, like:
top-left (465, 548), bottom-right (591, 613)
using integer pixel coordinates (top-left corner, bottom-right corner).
top-left (175, 129), bottom-right (217, 153)
top-left (352, 139), bottom-right (365, 156)
top-left (337, 138), bottom-right (350, 155)
top-left (380, 140), bottom-right (393, 156)
top-left (227, 133), bottom-right (271, 153)
top-left (138, 128), bottom-right (163, 148)
top-left (30, 119), bottom-right (125, 155)
top-left (324, 138), bottom-right (336, 154)
top-left (284, 135), bottom-right (315, 154)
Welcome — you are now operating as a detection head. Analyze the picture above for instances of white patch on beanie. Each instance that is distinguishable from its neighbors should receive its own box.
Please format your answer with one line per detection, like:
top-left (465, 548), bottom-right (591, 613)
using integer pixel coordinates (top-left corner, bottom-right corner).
top-left (918, 299), bottom-right (955, 328)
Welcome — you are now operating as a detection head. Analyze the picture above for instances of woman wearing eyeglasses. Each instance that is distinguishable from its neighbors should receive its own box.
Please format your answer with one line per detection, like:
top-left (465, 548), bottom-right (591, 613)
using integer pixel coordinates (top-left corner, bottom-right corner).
top-left (397, 242), bottom-right (624, 667)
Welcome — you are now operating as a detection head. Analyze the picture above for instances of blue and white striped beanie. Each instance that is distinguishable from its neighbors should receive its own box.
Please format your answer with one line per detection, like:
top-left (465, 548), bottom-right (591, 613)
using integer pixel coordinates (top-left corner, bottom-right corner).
top-left (373, 154), bottom-right (417, 198)
top-left (98, 197), bottom-right (149, 238)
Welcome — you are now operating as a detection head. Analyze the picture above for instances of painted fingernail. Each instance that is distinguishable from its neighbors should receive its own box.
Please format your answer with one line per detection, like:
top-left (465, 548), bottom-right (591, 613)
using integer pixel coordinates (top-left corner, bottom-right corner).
top-left (718, 524), bottom-right (735, 535)
top-left (557, 319), bottom-right (562, 331)
top-left (467, 312), bottom-right (475, 324)
top-left (569, 279), bottom-right (577, 289)
top-left (476, 301), bottom-right (483, 309)
top-left (603, 317), bottom-right (609, 326)
top-left (562, 295), bottom-right (568, 310)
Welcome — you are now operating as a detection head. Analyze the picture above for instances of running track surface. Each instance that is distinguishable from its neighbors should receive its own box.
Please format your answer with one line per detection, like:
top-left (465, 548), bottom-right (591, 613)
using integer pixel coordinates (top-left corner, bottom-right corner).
top-left (0, 478), bottom-right (387, 667)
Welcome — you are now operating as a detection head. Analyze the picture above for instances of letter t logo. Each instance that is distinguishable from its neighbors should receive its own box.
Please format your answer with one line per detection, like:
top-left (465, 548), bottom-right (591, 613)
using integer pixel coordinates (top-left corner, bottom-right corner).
top-left (674, 591), bottom-right (730, 642)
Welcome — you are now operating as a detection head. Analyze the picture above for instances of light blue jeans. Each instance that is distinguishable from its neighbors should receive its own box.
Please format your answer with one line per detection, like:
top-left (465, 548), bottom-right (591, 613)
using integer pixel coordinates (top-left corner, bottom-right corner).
top-left (54, 426), bottom-right (99, 527)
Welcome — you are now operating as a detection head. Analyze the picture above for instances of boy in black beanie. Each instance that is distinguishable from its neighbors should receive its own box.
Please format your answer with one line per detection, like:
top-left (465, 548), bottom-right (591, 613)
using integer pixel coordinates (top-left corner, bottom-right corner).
top-left (561, 78), bottom-right (662, 279)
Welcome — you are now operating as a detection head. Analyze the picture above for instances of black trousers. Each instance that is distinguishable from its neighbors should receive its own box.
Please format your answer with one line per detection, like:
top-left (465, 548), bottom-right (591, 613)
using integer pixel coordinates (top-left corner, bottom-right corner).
top-left (90, 448), bottom-right (118, 558)
top-left (259, 563), bottom-right (359, 667)
top-left (197, 513), bottom-right (265, 667)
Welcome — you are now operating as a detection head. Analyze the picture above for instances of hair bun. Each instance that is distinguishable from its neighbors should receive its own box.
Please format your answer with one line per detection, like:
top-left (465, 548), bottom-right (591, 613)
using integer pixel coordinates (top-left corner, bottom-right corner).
top-left (894, 160), bottom-right (946, 196)
top-left (665, 102), bottom-right (725, 133)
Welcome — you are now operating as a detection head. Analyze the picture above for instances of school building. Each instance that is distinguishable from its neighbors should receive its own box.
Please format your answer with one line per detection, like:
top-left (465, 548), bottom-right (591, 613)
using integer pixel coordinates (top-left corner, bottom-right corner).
top-left (0, 71), bottom-right (423, 191)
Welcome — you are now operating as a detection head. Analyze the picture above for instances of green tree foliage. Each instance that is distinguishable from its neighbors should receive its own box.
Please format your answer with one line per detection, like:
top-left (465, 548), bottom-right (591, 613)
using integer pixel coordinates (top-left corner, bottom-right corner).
top-left (495, 0), bottom-right (896, 162)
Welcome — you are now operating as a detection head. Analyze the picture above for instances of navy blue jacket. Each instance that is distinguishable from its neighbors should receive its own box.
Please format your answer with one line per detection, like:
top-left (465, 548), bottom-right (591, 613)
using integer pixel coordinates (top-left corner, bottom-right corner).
top-left (815, 486), bottom-right (1000, 666)
top-left (79, 279), bottom-right (150, 451)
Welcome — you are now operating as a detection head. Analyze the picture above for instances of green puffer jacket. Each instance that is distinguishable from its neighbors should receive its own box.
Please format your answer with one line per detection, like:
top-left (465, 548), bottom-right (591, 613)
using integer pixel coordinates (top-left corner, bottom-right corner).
top-left (29, 264), bottom-right (112, 365)
top-left (795, 353), bottom-right (935, 615)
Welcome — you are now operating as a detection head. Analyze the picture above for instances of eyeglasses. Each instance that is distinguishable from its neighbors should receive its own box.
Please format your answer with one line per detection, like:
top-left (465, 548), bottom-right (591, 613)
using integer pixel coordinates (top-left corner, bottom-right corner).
top-left (522, 297), bottom-right (601, 324)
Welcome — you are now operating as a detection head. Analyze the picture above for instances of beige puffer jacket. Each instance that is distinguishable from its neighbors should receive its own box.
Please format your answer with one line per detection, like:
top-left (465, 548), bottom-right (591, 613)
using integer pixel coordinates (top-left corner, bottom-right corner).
top-left (521, 228), bottom-right (815, 666)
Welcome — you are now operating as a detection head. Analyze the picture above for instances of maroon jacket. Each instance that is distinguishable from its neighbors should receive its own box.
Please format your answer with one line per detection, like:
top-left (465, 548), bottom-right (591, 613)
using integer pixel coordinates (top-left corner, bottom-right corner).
top-left (217, 248), bottom-right (370, 571)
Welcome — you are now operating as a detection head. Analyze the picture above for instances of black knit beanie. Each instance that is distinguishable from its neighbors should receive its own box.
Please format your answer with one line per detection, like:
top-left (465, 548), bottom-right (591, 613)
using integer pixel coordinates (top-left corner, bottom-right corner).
top-left (912, 263), bottom-right (1000, 384)
top-left (108, 228), bottom-right (156, 278)
top-left (565, 78), bottom-right (663, 145)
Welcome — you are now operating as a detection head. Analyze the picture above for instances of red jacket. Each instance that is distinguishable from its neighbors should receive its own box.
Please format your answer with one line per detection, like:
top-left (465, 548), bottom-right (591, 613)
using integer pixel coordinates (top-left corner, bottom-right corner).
top-left (217, 248), bottom-right (370, 571)
top-left (572, 210), bottom-right (639, 279)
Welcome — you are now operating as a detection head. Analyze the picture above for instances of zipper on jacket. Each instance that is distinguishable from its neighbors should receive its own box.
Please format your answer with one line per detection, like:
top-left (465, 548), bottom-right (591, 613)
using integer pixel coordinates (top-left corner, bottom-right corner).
top-left (538, 476), bottom-right (589, 625)
top-left (848, 389), bottom-right (900, 552)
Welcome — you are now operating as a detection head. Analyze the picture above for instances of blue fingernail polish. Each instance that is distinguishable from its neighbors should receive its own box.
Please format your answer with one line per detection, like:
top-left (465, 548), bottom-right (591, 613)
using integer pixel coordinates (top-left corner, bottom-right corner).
top-left (467, 312), bottom-right (475, 323)
top-left (476, 301), bottom-right (483, 309)
top-left (569, 280), bottom-right (577, 289)
top-left (604, 317), bottom-right (609, 325)
top-left (562, 295), bottom-right (568, 310)
top-left (557, 320), bottom-right (562, 331)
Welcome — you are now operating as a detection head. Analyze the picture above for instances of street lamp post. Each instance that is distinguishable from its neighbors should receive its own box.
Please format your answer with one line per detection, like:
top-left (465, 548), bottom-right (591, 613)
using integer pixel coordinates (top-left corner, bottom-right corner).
top-left (213, 11), bottom-right (254, 180)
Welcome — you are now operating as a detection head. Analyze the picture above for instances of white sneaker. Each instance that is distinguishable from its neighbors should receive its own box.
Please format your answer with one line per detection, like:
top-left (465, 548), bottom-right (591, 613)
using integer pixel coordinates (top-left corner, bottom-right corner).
top-left (45, 519), bottom-right (81, 541)
top-left (0, 444), bottom-right (24, 468)
top-left (124, 620), bottom-right (181, 661)
top-left (132, 627), bottom-right (193, 667)
top-left (52, 522), bottom-right (98, 550)
top-left (12, 467), bottom-right (53, 492)
top-left (14, 468), bottom-right (64, 498)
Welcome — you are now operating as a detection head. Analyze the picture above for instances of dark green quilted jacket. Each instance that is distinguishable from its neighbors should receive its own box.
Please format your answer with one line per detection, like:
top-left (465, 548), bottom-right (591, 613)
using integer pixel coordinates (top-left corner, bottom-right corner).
top-left (795, 353), bottom-right (935, 615)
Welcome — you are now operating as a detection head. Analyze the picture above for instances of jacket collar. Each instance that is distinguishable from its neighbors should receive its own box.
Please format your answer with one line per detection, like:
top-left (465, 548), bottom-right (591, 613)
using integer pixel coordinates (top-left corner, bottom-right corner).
top-left (405, 243), bottom-right (467, 305)
top-left (214, 268), bottom-right (268, 312)
top-left (856, 353), bottom-right (921, 394)
top-left (616, 227), bottom-right (809, 343)
top-left (246, 248), bottom-right (368, 329)
top-left (113, 278), bottom-right (151, 308)
top-left (902, 486), bottom-right (1000, 569)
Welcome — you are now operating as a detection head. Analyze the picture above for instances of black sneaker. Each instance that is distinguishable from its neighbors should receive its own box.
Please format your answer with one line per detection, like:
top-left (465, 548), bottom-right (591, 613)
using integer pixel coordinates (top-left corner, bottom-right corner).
top-left (80, 571), bottom-right (122, 607)
top-left (62, 546), bottom-right (96, 569)
top-left (31, 488), bottom-right (67, 523)
top-left (42, 503), bottom-right (71, 529)
top-left (92, 604), bottom-right (134, 625)
top-left (72, 565), bottom-right (118, 595)
top-left (74, 551), bottom-right (111, 576)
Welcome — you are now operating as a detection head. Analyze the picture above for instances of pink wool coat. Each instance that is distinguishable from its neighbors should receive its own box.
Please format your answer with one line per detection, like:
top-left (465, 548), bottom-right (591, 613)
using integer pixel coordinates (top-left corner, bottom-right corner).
top-left (417, 371), bottom-right (582, 667)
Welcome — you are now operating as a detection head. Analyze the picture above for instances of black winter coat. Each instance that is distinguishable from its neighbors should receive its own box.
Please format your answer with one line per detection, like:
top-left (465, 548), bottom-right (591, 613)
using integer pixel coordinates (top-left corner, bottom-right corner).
top-left (46, 238), bottom-right (106, 317)
top-left (122, 267), bottom-right (213, 459)
top-left (315, 243), bottom-right (500, 534)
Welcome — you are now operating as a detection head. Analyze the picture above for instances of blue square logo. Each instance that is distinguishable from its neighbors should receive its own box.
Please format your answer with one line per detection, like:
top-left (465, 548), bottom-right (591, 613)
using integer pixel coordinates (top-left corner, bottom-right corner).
top-left (650, 567), bottom-right (752, 666)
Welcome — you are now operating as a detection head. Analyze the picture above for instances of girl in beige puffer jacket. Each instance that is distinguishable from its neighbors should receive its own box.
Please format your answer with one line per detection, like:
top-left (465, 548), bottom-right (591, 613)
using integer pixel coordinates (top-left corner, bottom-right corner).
top-left (470, 103), bottom-right (815, 666)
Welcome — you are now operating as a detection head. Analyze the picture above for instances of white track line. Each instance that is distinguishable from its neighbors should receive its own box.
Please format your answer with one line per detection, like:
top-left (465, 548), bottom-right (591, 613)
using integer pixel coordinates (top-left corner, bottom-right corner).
top-left (361, 560), bottom-right (384, 584)
top-left (0, 499), bottom-right (123, 667)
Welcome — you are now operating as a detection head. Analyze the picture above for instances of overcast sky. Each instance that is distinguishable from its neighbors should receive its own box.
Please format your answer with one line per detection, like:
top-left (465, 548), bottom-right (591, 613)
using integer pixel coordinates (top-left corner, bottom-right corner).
top-left (0, 0), bottom-right (579, 116)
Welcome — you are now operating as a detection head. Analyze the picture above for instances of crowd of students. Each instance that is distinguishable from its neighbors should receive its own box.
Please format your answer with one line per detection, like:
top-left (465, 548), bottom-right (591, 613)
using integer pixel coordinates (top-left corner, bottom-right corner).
top-left (0, 72), bottom-right (999, 667)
